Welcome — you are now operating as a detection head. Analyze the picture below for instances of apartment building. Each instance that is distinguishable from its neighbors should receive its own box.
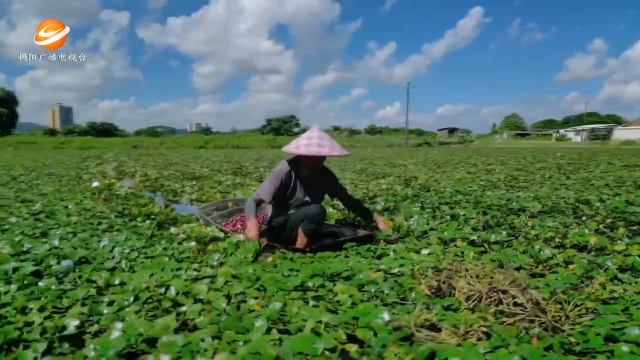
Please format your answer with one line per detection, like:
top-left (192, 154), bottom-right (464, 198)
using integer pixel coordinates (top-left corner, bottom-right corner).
top-left (187, 123), bottom-right (202, 132)
top-left (48, 103), bottom-right (74, 130)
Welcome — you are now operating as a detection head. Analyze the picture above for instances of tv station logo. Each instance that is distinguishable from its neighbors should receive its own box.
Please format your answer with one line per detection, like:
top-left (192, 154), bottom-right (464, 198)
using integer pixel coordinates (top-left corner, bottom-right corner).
top-left (17, 19), bottom-right (86, 63)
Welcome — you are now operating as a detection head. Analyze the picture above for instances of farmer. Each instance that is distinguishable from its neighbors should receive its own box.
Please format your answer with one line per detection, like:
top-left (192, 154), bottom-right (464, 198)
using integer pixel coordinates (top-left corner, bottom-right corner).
top-left (244, 125), bottom-right (390, 249)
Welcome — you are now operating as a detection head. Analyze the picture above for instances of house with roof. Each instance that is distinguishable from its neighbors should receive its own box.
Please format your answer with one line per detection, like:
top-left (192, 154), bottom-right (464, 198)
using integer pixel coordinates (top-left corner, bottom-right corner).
top-left (557, 124), bottom-right (618, 142)
top-left (612, 119), bottom-right (640, 141)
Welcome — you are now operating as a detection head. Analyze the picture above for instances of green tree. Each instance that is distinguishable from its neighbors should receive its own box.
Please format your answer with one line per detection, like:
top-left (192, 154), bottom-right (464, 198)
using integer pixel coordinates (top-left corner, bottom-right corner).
top-left (490, 122), bottom-right (498, 134)
top-left (499, 113), bottom-right (527, 132)
top-left (62, 124), bottom-right (89, 137)
top-left (134, 126), bottom-right (176, 137)
top-left (259, 115), bottom-right (301, 136)
top-left (297, 126), bottom-right (310, 135)
top-left (330, 125), bottom-right (342, 132)
top-left (84, 122), bottom-right (124, 137)
top-left (0, 88), bottom-right (20, 136)
top-left (344, 127), bottom-right (362, 138)
top-left (601, 113), bottom-right (625, 125)
top-left (529, 118), bottom-right (561, 130)
top-left (363, 124), bottom-right (382, 136)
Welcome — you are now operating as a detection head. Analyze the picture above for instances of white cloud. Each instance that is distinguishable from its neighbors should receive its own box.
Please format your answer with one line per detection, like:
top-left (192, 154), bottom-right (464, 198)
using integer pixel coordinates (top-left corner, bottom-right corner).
top-left (435, 104), bottom-right (473, 117)
top-left (554, 38), bottom-right (608, 82)
top-left (362, 100), bottom-right (374, 109)
top-left (588, 38), bottom-right (608, 52)
top-left (378, 0), bottom-right (399, 13)
top-left (508, 18), bottom-right (521, 37)
top-left (137, 0), bottom-right (360, 92)
top-left (508, 17), bottom-right (555, 43)
top-left (554, 37), bottom-right (640, 104)
top-left (0, 73), bottom-right (7, 87)
top-left (374, 102), bottom-right (401, 120)
top-left (597, 41), bottom-right (640, 103)
top-left (335, 87), bottom-right (368, 106)
top-left (555, 53), bottom-right (601, 82)
top-left (304, 6), bottom-right (491, 94)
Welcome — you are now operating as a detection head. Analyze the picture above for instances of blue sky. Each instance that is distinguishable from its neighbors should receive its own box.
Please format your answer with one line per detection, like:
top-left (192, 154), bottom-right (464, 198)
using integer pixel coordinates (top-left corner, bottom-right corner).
top-left (0, 0), bottom-right (638, 132)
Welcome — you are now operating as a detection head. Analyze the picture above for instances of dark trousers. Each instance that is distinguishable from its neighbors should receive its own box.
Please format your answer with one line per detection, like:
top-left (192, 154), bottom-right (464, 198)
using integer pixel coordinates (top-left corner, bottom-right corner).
top-left (267, 204), bottom-right (327, 246)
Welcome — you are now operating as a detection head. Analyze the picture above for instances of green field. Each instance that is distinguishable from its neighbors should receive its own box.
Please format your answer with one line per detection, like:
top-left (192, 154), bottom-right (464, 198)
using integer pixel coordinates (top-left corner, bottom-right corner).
top-left (2, 147), bottom-right (640, 359)
top-left (1, 132), bottom-right (639, 151)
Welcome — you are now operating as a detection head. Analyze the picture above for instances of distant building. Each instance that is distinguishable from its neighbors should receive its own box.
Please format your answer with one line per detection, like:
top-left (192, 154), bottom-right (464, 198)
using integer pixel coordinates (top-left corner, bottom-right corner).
top-left (437, 127), bottom-right (471, 139)
top-left (557, 124), bottom-right (617, 142)
top-left (612, 118), bottom-right (640, 141)
top-left (187, 123), bottom-right (202, 132)
top-left (48, 103), bottom-right (74, 130)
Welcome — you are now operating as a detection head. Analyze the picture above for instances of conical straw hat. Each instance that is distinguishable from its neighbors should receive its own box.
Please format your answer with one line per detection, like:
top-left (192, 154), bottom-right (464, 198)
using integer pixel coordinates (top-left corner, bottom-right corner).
top-left (282, 125), bottom-right (349, 157)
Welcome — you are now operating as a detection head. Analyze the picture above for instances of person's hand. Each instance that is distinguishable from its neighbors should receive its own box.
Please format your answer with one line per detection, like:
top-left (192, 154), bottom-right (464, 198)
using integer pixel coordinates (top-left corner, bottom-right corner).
top-left (245, 218), bottom-right (260, 241)
top-left (375, 216), bottom-right (391, 231)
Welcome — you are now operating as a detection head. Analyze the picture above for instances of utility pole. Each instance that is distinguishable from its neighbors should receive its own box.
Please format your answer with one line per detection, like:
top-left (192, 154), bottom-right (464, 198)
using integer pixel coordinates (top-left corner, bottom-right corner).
top-left (581, 101), bottom-right (589, 142)
top-left (583, 101), bottom-right (589, 125)
top-left (404, 80), bottom-right (411, 147)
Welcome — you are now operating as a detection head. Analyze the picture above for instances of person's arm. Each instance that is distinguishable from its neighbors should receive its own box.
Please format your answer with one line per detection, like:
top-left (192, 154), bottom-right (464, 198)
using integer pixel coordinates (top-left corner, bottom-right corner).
top-left (244, 161), bottom-right (290, 220)
top-left (324, 168), bottom-right (376, 224)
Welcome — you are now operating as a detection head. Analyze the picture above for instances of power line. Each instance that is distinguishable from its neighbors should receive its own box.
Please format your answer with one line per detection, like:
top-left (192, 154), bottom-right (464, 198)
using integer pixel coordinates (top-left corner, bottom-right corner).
top-left (404, 80), bottom-right (411, 147)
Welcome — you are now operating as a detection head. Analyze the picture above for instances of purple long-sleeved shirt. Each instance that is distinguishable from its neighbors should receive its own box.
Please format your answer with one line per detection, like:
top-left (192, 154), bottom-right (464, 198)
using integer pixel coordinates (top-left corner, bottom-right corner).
top-left (245, 156), bottom-right (375, 223)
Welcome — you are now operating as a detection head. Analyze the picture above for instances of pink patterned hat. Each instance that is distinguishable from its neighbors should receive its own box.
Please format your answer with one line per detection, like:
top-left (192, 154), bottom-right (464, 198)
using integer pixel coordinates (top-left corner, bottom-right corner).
top-left (282, 125), bottom-right (349, 157)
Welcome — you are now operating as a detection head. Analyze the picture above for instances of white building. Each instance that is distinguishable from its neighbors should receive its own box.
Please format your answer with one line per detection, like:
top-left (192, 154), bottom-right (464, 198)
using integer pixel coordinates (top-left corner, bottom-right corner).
top-left (187, 123), bottom-right (202, 132)
top-left (557, 124), bottom-right (617, 142)
top-left (612, 119), bottom-right (640, 141)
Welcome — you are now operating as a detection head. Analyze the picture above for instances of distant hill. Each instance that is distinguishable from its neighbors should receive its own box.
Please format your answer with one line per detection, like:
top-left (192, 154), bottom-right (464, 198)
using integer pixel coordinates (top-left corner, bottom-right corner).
top-left (15, 122), bottom-right (45, 133)
top-left (175, 128), bottom-right (188, 135)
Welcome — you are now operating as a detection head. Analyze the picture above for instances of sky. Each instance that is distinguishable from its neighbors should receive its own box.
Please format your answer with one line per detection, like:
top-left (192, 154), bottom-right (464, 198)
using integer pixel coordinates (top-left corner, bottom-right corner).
top-left (0, 0), bottom-right (638, 133)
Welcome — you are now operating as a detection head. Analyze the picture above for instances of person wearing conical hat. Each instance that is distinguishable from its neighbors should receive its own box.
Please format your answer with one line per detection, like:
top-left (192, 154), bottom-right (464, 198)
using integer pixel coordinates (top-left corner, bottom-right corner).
top-left (244, 125), bottom-right (390, 248)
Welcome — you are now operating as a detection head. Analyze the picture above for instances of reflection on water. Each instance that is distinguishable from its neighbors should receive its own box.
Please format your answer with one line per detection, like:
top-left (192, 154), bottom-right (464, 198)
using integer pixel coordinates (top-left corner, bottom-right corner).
top-left (133, 183), bottom-right (196, 215)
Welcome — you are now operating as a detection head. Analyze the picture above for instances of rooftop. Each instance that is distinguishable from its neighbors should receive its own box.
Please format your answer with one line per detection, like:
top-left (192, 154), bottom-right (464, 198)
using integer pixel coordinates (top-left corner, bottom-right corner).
top-left (564, 124), bottom-right (618, 130)
top-left (623, 119), bottom-right (640, 127)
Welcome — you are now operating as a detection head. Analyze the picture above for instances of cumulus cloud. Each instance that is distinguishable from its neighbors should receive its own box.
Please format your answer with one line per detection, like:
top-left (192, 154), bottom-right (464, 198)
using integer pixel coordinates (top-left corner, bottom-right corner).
top-left (335, 88), bottom-right (368, 106)
top-left (555, 38), bottom-right (609, 82)
top-left (555, 37), bottom-right (640, 104)
top-left (304, 6), bottom-right (491, 94)
top-left (597, 41), bottom-right (640, 103)
top-left (588, 38), bottom-right (608, 52)
top-left (362, 100), bottom-right (374, 109)
top-left (374, 102), bottom-right (401, 120)
top-left (137, 0), bottom-right (360, 92)
top-left (508, 17), bottom-right (555, 43)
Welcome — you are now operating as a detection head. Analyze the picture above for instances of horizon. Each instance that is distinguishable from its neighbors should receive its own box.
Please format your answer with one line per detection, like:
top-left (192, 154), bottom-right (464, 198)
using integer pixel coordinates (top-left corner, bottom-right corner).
top-left (1, 0), bottom-right (639, 133)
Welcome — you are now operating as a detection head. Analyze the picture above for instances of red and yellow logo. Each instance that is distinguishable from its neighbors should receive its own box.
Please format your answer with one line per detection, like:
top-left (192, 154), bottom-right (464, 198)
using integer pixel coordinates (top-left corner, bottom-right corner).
top-left (34, 19), bottom-right (70, 50)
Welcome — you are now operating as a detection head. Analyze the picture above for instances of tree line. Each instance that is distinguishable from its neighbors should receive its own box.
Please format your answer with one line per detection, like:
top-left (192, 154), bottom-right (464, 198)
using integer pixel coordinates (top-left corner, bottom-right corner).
top-left (490, 112), bottom-right (627, 134)
top-left (0, 87), bottom-right (630, 138)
